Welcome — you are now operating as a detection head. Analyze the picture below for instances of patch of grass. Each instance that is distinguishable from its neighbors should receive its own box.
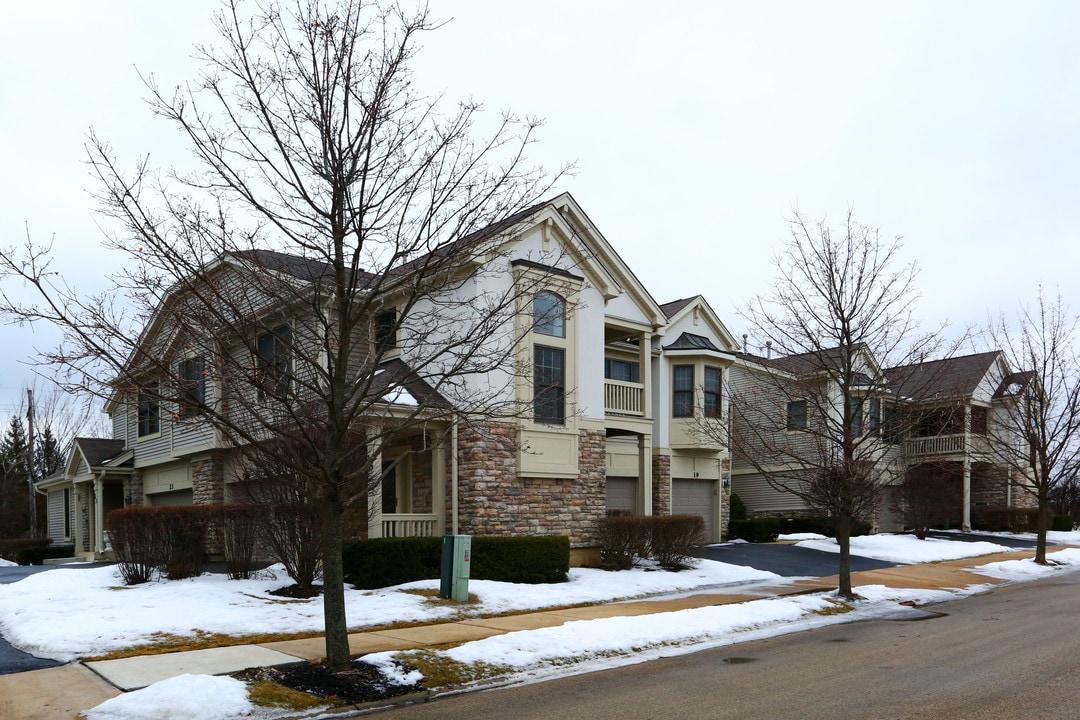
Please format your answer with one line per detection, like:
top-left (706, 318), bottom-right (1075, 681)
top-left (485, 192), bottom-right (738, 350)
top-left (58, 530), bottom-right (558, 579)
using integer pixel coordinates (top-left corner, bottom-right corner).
top-left (812, 598), bottom-right (855, 616)
top-left (395, 649), bottom-right (512, 689)
top-left (247, 680), bottom-right (331, 712)
top-left (399, 588), bottom-right (481, 607)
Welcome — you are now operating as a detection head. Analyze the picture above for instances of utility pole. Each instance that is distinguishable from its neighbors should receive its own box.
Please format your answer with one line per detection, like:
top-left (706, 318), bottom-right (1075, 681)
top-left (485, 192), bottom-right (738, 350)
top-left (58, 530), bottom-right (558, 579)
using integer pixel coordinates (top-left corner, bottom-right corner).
top-left (26, 388), bottom-right (36, 537)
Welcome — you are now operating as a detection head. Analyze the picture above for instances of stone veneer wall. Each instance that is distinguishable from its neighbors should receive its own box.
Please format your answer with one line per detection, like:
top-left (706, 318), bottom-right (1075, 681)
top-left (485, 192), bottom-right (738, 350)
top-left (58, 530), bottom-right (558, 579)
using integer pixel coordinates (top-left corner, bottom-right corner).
top-left (124, 472), bottom-right (144, 507)
top-left (191, 457), bottom-right (225, 505)
top-left (452, 423), bottom-right (607, 547)
top-left (652, 453), bottom-right (671, 515)
top-left (719, 457), bottom-right (732, 540)
top-left (409, 434), bottom-right (434, 514)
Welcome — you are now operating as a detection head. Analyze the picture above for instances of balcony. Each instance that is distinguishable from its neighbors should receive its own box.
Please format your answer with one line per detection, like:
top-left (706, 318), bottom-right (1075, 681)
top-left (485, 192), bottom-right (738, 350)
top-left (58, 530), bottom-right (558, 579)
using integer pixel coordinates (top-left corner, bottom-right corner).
top-left (605, 379), bottom-right (645, 416)
top-left (381, 513), bottom-right (439, 538)
top-left (905, 434), bottom-right (965, 457)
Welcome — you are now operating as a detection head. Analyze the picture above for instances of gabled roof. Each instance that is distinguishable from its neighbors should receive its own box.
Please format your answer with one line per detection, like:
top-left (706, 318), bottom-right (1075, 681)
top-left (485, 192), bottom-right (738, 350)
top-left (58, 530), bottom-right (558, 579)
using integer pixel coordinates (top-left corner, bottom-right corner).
top-left (887, 351), bottom-right (1001, 402)
top-left (73, 438), bottom-right (126, 467)
top-left (993, 370), bottom-right (1036, 399)
top-left (751, 345), bottom-right (876, 377)
top-left (658, 295), bottom-right (740, 353)
top-left (371, 358), bottom-right (452, 410)
top-left (659, 297), bottom-right (696, 319)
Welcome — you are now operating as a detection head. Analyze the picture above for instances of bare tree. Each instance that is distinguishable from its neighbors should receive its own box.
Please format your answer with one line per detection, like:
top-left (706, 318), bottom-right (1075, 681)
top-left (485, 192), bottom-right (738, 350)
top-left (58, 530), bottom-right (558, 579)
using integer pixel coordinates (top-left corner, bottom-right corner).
top-left (986, 287), bottom-right (1080, 564)
top-left (0, 0), bottom-right (567, 669)
top-left (724, 211), bottom-right (949, 599)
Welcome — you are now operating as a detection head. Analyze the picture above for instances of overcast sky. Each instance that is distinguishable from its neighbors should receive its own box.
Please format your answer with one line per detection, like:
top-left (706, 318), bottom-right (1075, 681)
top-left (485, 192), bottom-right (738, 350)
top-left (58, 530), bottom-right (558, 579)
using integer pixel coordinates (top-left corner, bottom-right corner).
top-left (2, 1), bottom-right (1079, 420)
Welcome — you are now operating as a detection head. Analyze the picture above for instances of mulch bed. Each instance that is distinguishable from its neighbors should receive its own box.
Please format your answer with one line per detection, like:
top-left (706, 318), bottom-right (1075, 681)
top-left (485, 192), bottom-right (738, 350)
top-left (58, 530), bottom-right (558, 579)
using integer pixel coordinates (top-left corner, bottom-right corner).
top-left (234, 660), bottom-right (423, 704)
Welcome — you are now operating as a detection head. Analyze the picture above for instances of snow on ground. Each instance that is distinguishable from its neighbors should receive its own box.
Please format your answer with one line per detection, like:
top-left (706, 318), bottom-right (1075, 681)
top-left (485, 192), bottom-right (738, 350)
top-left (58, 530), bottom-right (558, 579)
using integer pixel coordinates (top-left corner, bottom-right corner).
top-left (0, 560), bottom-right (780, 662)
top-left (796, 533), bottom-right (1012, 563)
top-left (974, 547), bottom-right (1080, 581)
top-left (82, 674), bottom-right (253, 720)
top-left (0, 558), bottom-right (16, 567)
top-left (778, 532), bottom-right (828, 541)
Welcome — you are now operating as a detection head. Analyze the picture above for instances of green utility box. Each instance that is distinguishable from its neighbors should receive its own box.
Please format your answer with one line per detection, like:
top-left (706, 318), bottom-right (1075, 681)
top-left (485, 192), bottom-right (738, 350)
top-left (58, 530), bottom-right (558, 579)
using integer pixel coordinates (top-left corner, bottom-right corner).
top-left (439, 534), bottom-right (472, 601)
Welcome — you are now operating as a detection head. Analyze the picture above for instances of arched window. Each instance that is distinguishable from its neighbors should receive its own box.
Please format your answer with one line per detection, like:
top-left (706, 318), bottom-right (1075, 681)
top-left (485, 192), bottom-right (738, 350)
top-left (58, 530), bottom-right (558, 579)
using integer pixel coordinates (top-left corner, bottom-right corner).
top-left (533, 291), bottom-right (565, 337)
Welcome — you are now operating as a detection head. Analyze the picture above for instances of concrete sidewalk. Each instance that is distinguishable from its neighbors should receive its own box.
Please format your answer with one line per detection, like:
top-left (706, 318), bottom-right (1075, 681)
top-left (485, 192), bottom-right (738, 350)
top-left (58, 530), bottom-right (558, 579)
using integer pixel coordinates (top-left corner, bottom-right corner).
top-left (0, 548), bottom-right (1044, 719)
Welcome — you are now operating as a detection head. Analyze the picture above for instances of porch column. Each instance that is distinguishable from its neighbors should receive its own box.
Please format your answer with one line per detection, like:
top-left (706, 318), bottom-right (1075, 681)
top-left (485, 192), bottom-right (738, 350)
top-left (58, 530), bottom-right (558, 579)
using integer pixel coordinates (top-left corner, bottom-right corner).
top-left (638, 433), bottom-right (653, 515)
top-left (73, 482), bottom-right (85, 554)
top-left (367, 424), bottom-right (384, 539)
top-left (962, 458), bottom-right (972, 532)
top-left (93, 476), bottom-right (105, 555)
top-left (432, 431), bottom-right (447, 535)
top-left (639, 330), bottom-right (652, 418)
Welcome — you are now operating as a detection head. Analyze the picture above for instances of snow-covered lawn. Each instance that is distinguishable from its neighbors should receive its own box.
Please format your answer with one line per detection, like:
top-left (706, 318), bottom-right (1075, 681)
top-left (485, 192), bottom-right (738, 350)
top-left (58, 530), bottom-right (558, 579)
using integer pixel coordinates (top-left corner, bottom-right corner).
top-left (795, 533), bottom-right (1014, 563)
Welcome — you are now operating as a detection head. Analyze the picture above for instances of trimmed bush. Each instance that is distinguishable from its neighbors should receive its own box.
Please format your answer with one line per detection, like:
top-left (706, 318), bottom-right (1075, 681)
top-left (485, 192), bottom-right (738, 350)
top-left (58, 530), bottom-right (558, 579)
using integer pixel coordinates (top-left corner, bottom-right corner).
top-left (342, 535), bottom-right (571, 589)
top-left (776, 516), bottom-right (872, 538)
top-left (973, 506), bottom-right (1044, 533)
top-left (649, 515), bottom-right (705, 570)
top-left (729, 494), bottom-right (748, 522)
top-left (219, 504), bottom-right (262, 580)
top-left (15, 544), bottom-right (73, 566)
top-left (0, 537), bottom-right (52, 563)
top-left (107, 505), bottom-right (217, 584)
top-left (729, 518), bottom-right (780, 543)
top-left (598, 515), bottom-right (651, 570)
top-left (342, 536), bottom-right (442, 589)
top-left (471, 536), bottom-right (569, 583)
top-left (159, 506), bottom-right (215, 580)
top-left (1052, 514), bottom-right (1076, 532)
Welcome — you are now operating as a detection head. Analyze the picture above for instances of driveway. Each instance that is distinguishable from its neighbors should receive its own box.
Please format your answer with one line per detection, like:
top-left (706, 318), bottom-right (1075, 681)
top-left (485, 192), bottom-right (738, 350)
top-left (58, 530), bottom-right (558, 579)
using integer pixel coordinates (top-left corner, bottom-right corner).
top-left (702, 542), bottom-right (900, 577)
top-left (0, 563), bottom-right (110, 675)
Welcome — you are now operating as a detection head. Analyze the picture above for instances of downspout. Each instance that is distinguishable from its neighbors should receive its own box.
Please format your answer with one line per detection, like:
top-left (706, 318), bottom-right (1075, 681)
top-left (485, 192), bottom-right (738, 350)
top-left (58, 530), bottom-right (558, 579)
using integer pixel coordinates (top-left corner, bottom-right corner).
top-left (451, 414), bottom-right (459, 536)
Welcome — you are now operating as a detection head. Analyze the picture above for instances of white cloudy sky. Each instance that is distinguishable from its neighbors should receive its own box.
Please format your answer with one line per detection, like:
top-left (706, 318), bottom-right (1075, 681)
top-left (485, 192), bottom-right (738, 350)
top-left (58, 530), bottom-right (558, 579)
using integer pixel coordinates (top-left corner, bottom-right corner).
top-left (2, 1), bottom-right (1079, 420)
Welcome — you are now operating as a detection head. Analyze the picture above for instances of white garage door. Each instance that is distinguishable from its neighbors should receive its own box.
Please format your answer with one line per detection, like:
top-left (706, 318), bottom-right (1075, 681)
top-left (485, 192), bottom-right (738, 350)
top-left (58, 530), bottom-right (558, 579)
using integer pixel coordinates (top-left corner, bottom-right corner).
top-left (672, 479), bottom-right (717, 542)
top-left (606, 477), bottom-right (637, 514)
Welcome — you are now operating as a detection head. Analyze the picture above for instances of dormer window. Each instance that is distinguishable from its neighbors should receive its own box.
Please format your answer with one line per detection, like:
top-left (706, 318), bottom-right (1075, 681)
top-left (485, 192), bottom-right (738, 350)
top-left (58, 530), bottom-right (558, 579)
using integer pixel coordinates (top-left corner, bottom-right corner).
top-left (375, 309), bottom-right (398, 351)
top-left (533, 291), bottom-right (565, 337)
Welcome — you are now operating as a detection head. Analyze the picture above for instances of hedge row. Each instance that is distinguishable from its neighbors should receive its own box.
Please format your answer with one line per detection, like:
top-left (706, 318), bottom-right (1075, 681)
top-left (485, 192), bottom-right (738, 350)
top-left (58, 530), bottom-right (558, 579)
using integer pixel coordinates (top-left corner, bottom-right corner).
top-left (342, 535), bottom-right (570, 589)
top-left (16, 544), bottom-right (75, 566)
top-left (597, 515), bottom-right (705, 571)
top-left (0, 537), bottom-right (53, 564)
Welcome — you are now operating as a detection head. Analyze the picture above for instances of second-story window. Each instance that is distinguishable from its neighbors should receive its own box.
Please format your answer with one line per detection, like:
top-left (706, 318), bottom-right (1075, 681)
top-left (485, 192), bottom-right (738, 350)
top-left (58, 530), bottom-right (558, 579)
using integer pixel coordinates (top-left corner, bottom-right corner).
top-left (256, 324), bottom-right (292, 400)
top-left (375, 309), bottom-right (398, 351)
top-left (533, 291), bottom-right (565, 337)
top-left (138, 382), bottom-right (160, 437)
top-left (786, 399), bottom-right (808, 431)
top-left (704, 366), bottom-right (722, 418)
top-left (177, 357), bottom-right (206, 419)
top-left (971, 406), bottom-right (989, 435)
top-left (533, 345), bottom-right (565, 424)
top-left (673, 365), bottom-right (694, 418)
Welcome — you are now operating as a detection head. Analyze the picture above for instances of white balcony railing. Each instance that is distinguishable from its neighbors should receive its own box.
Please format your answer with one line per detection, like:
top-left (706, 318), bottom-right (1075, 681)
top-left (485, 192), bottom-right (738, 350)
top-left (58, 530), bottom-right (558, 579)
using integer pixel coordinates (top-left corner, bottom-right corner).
top-left (381, 513), bottom-right (439, 538)
top-left (604, 379), bottom-right (645, 416)
top-left (905, 434), bottom-right (966, 456)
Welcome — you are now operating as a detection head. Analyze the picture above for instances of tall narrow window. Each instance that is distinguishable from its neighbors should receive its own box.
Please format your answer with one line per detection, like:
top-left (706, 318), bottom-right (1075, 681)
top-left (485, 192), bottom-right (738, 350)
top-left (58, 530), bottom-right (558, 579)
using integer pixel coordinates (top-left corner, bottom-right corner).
top-left (381, 461), bottom-right (398, 515)
top-left (673, 365), bottom-right (694, 418)
top-left (137, 382), bottom-right (160, 437)
top-left (848, 396), bottom-right (864, 436)
top-left (882, 403), bottom-right (903, 444)
top-left (177, 357), bottom-right (206, 419)
top-left (533, 291), bottom-right (565, 337)
top-left (534, 345), bottom-right (566, 423)
top-left (703, 366), bottom-right (722, 418)
top-left (375, 309), bottom-right (398, 351)
top-left (63, 487), bottom-right (71, 538)
top-left (866, 398), bottom-right (882, 435)
top-left (256, 324), bottom-right (292, 399)
top-left (786, 399), bottom-right (808, 431)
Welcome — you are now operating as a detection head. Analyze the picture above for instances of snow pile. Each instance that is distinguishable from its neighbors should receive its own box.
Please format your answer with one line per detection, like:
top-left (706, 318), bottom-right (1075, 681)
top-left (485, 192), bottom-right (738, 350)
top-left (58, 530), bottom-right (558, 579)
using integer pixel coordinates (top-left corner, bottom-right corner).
top-left (82, 674), bottom-right (252, 720)
top-left (796, 533), bottom-right (1011, 563)
top-left (973, 547), bottom-right (1080, 580)
top-left (0, 558), bottom-right (16, 567)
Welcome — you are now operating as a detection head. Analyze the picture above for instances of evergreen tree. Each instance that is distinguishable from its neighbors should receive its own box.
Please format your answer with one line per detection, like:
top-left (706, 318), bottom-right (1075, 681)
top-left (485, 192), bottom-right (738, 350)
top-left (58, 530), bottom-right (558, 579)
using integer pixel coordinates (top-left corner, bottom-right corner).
top-left (0, 416), bottom-right (31, 538)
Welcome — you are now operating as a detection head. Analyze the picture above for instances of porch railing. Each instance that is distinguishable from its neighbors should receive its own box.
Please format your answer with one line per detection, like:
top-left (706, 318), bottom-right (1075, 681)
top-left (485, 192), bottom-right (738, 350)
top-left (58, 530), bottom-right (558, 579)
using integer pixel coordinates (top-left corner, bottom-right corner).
top-left (604, 379), bottom-right (645, 416)
top-left (905, 434), bottom-right (966, 456)
top-left (381, 513), bottom-right (439, 538)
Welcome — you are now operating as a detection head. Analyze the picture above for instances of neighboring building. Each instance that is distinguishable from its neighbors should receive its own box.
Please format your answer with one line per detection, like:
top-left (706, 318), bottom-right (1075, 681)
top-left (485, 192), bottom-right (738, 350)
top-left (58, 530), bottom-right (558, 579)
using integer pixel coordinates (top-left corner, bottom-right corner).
top-left (730, 347), bottom-right (1035, 531)
top-left (39, 194), bottom-right (741, 560)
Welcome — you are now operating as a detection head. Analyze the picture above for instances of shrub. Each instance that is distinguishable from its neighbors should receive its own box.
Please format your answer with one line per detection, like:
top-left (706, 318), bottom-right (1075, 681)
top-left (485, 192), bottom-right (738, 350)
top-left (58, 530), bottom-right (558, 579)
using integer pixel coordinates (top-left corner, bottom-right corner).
top-left (15, 544), bottom-right (73, 566)
top-left (598, 515), bottom-right (651, 570)
top-left (0, 537), bottom-right (52, 563)
top-left (1052, 514), bottom-right (1076, 532)
top-left (232, 479), bottom-right (324, 591)
top-left (107, 507), bottom-right (167, 584)
top-left (342, 537), bottom-right (441, 589)
top-left (342, 535), bottom-right (571, 589)
top-left (471, 536), bottom-right (569, 583)
top-left (648, 515), bottom-right (705, 570)
top-left (776, 516), bottom-right (872, 538)
top-left (158, 506), bottom-right (215, 580)
top-left (973, 506), bottom-right (1044, 533)
top-left (729, 518), bottom-right (780, 543)
top-left (219, 504), bottom-right (262, 579)
top-left (729, 494), bottom-right (748, 522)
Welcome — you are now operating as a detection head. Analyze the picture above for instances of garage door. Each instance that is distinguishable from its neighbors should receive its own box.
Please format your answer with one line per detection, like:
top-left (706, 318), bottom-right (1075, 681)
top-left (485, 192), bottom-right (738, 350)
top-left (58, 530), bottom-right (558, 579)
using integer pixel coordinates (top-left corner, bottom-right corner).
top-left (606, 477), bottom-right (637, 514)
top-left (146, 489), bottom-right (194, 506)
top-left (672, 479), bottom-right (717, 542)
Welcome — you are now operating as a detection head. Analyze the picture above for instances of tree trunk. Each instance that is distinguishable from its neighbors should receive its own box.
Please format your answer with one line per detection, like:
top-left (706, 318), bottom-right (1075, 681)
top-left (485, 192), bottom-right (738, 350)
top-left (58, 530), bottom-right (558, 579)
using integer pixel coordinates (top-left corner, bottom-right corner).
top-left (321, 487), bottom-right (351, 670)
top-left (836, 511), bottom-right (854, 600)
top-left (1035, 492), bottom-right (1049, 565)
